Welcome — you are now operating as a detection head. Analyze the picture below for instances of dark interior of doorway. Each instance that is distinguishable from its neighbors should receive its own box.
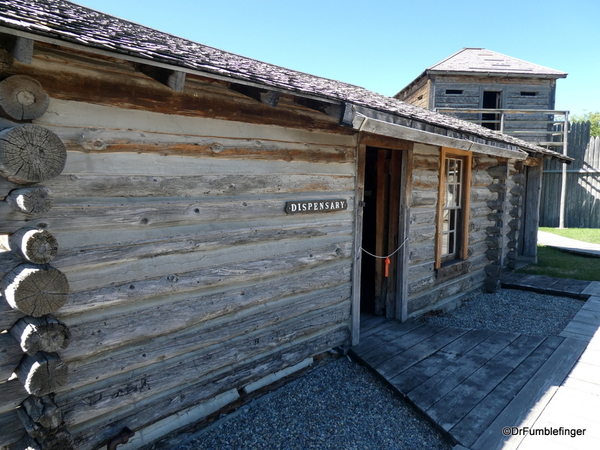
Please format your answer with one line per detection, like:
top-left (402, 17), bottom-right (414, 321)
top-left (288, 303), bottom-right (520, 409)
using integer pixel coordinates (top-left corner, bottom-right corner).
top-left (482, 91), bottom-right (502, 131)
top-left (360, 147), bottom-right (401, 316)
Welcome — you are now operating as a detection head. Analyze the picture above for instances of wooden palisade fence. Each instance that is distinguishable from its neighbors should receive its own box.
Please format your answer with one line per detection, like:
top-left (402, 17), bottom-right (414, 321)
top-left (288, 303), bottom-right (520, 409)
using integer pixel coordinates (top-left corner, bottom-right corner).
top-left (540, 121), bottom-right (600, 228)
top-left (0, 75), bottom-right (74, 449)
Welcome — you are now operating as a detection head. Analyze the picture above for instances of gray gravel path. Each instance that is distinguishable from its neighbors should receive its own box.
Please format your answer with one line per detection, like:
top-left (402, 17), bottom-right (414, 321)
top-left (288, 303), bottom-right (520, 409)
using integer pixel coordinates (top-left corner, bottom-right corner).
top-left (422, 288), bottom-right (584, 335)
top-left (177, 357), bottom-right (453, 450)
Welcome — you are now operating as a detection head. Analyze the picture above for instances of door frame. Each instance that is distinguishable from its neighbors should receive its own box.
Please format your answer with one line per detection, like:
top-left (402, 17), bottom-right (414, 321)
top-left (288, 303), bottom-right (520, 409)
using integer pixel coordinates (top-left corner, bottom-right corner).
top-left (351, 137), bottom-right (413, 345)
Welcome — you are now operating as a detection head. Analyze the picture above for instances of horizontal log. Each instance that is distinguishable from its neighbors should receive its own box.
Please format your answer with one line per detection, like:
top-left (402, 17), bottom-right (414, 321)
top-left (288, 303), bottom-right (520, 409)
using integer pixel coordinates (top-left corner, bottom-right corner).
top-left (408, 270), bottom-right (486, 316)
top-left (44, 172), bottom-right (354, 199)
top-left (512, 173), bottom-right (526, 185)
top-left (411, 171), bottom-right (438, 189)
top-left (0, 379), bottom-right (28, 415)
top-left (0, 410), bottom-right (25, 447)
top-left (69, 326), bottom-right (349, 450)
top-left (10, 316), bottom-right (71, 355)
top-left (487, 165), bottom-right (509, 179)
top-left (409, 242), bottom-right (435, 265)
top-left (4, 186), bottom-right (54, 215)
top-left (411, 190), bottom-right (437, 207)
top-left (0, 332), bottom-right (22, 381)
top-left (60, 240), bottom-right (351, 317)
top-left (7, 227), bottom-right (58, 264)
top-left (0, 75), bottom-right (49, 121)
top-left (1, 263), bottom-right (69, 317)
top-left (59, 305), bottom-right (350, 428)
top-left (16, 352), bottom-right (68, 396)
top-left (61, 282), bottom-right (350, 393)
top-left (10, 426), bottom-right (74, 450)
top-left (0, 125), bottom-right (66, 184)
top-left (0, 195), bottom-right (355, 234)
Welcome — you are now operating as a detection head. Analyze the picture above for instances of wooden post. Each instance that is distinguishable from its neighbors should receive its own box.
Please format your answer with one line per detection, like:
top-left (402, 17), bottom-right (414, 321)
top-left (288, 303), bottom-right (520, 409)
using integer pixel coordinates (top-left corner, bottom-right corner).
top-left (0, 125), bottom-right (66, 184)
top-left (5, 186), bottom-right (54, 215)
top-left (559, 114), bottom-right (569, 228)
top-left (0, 76), bottom-right (49, 121)
top-left (15, 352), bottom-right (68, 396)
top-left (1, 263), bottom-right (69, 316)
top-left (10, 316), bottom-right (71, 355)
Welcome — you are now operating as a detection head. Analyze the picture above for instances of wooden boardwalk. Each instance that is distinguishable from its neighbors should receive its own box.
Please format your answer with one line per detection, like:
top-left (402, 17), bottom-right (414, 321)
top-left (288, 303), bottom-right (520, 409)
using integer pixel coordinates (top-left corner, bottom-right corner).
top-left (350, 292), bottom-right (600, 450)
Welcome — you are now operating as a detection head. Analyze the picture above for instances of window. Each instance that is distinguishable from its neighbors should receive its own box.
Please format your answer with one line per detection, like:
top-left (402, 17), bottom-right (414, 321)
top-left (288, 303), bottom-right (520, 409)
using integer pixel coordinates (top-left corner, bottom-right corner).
top-left (436, 148), bottom-right (472, 269)
top-left (446, 89), bottom-right (464, 95)
top-left (520, 91), bottom-right (537, 97)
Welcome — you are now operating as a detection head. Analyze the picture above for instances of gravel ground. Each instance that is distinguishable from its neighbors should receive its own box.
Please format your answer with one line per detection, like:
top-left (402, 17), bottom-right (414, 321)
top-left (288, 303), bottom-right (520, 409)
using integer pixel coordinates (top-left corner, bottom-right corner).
top-left (422, 288), bottom-right (584, 335)
top-left (177, 288), bottom-right (583, 450)
top-left (177, 357), bottom-right (453, 450)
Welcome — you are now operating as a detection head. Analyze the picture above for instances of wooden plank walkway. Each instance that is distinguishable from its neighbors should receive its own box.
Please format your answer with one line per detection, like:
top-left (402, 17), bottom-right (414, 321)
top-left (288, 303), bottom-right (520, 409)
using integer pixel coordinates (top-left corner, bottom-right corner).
top-left (350, 306), bottom-right (600, 450)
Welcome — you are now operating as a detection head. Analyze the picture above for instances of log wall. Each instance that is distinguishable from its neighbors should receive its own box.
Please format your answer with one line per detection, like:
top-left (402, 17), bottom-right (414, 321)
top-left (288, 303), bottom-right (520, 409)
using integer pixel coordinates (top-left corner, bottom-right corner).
top-left (0, 44), bottom-right (354, 450)
top-left (406, 144), bottom-right (498, 317)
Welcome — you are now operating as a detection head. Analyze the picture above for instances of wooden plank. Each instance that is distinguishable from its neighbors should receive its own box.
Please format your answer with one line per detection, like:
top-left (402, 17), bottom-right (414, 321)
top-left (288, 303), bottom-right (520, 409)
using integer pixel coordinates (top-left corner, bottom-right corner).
top-left (359, 324), bottom-right (446, 368)
top-left (349, 321), bottom-right (424, 357)
top-left (451, 336), bottom-right (564, 447)
top-left (471, 337), bottom-right (588, 450)
top-left (407, 331), bottom-right (519, 411)
top-left (427, 334), bottom-right (545, 432)
top-left (375, 326), bottom-right (469, 380)
top-left (389, 328), bottom-right (495, 393)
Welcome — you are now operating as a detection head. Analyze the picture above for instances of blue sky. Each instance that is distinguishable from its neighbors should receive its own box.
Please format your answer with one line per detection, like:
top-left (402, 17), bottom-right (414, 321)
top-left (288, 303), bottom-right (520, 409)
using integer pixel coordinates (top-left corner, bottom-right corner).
top-left (73, 0), bottom-right (598, 116)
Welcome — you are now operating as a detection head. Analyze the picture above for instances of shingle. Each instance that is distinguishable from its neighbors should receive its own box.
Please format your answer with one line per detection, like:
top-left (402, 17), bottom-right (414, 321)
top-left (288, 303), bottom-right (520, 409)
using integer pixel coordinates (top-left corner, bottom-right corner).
top-left (0, 0), bottom-right (569, 160)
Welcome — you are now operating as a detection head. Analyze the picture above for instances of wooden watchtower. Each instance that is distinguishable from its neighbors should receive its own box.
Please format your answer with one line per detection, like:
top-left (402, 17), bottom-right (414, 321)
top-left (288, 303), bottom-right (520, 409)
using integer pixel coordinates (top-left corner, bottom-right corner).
top-left (395, 48), bottom-right (568, 149)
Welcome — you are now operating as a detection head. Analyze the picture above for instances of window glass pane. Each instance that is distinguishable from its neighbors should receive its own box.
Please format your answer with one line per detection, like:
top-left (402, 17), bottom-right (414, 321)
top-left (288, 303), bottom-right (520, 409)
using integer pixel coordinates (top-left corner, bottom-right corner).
top-left (441, 233), bottom-right (449, 255)
top-left (448, 230), bottom-right (455, 255)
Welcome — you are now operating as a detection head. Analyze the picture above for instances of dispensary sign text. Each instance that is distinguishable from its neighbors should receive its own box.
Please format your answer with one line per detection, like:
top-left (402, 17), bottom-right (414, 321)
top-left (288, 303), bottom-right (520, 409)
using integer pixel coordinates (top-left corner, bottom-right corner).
top-left (285, 199), bottom-right (348, 214)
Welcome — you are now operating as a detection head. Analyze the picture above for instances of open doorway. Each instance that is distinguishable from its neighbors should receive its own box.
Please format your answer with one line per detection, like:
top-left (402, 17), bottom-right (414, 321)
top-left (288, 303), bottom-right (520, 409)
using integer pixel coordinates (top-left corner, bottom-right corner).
top-left (482, 90), bottom-right (502, 131)
top-left (360, 147), bottom-right (403, 317)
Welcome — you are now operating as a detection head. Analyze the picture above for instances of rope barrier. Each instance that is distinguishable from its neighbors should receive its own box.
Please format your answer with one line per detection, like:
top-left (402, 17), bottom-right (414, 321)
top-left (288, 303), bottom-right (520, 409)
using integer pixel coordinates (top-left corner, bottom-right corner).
top-left (359, 237), bottom-right (409, 259)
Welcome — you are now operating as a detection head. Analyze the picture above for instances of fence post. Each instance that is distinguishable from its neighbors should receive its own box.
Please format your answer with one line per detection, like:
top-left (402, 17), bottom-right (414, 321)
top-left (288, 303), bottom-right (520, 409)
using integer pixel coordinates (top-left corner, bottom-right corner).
top-left (558, 113), bottom-right (569, 228)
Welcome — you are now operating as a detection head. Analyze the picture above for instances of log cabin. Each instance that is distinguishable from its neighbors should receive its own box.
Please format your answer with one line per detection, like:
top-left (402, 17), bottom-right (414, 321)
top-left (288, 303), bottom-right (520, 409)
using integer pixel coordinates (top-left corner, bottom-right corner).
top-left (0, 1), bottom-right (571, 449)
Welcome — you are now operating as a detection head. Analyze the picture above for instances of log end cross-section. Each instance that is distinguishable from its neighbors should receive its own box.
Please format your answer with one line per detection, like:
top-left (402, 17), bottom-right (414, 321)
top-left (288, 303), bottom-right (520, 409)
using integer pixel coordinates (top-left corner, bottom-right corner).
top-left (0, 125), bottom-right (66, 184)
top-left (6, 186), bottom-right (54, 215)
top-left (10, 315), bottom-right (71, 355)
top-left (1, 263), bottom-right (69, 316)
top-left (16, 352), bottom-right (68, 397)
top-left (9, 227), bottom-right (59, 264)
top-left (0, 75), bottom-right (50, 121)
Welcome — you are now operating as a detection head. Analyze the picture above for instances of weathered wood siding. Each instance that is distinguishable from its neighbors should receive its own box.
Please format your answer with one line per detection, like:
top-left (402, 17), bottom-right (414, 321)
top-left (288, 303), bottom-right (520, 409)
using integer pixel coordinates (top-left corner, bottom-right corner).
top-left (406, 144), bottom-right (497, 317)
top-left (0, 44), bottom-right (354, 449)
top-left (431, 76), bottom-right (557, 139)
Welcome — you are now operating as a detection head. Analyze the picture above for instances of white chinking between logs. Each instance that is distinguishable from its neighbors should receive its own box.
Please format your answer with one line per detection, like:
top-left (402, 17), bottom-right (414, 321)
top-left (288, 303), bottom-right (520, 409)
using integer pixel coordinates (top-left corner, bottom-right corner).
top-left (0, 75), bottom-right (74, 449)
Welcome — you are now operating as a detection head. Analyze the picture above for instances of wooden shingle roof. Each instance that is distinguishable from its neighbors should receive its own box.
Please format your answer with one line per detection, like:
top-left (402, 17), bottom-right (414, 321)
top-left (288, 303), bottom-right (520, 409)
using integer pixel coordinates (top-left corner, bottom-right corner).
top-left (0, 0), bottom-right (570, 161)
top-left (428, 48), bottom-right (567, 78)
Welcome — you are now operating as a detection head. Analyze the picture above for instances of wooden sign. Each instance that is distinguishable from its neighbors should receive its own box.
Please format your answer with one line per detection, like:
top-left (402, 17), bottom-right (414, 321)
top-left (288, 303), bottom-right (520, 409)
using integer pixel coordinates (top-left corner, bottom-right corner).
top-left (285, 199), bottom-right (348, 214)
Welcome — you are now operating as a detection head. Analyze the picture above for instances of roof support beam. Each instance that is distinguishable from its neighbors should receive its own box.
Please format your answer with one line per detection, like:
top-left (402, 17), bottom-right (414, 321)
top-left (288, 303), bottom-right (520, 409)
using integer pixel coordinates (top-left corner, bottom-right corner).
top-left (229, 83), bottom-right (280, 107)
top-left (294, 98), bottom-right (355, 126)
top-left (353, 114), bottom-right (527, 160)
top-left (12, 36), bottom-right (33, 64)
top-left (135, 63), bottom-right (186, 92)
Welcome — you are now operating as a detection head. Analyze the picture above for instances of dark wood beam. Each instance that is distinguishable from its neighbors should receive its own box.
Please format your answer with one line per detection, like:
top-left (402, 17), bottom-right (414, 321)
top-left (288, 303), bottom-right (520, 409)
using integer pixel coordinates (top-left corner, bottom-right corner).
top-left (229, 83), bottom-right (280, 107)
top-left (294, 98), bottom-right (355, 127)
top-left (12, 37), bottom-right (33, 64)
top-left (135, 63), bottom-right (186, 92)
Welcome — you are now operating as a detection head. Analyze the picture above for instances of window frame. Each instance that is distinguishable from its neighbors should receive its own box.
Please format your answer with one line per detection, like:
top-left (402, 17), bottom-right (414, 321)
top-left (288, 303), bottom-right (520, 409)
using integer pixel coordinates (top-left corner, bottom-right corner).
top-left (435, 147), bottom-right (472, 269)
